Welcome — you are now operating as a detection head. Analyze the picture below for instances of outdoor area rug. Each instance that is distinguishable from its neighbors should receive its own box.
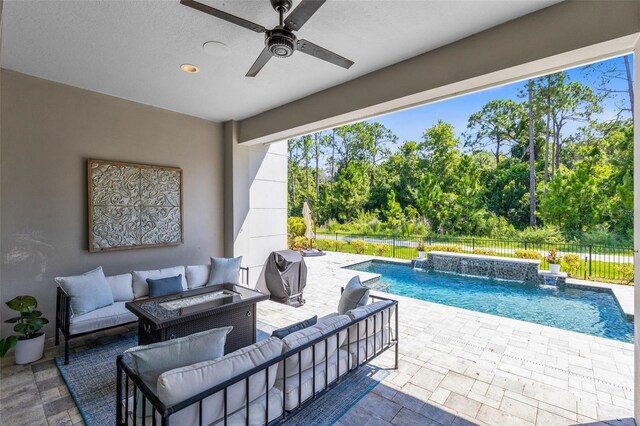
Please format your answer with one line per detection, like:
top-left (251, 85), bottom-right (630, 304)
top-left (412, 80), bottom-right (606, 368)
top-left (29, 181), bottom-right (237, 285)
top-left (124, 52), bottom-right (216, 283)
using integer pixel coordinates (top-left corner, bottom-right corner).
top-left (55, 329), bottom-right (388, 425)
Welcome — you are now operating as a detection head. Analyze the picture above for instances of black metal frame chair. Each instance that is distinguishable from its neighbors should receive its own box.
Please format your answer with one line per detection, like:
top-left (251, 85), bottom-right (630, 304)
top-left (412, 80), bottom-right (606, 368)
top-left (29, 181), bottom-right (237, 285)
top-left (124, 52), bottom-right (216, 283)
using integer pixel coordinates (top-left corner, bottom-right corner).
top-left (56, 267), bottom-right (250, 365)
top-left (116, 294), bottom-right (398, 426)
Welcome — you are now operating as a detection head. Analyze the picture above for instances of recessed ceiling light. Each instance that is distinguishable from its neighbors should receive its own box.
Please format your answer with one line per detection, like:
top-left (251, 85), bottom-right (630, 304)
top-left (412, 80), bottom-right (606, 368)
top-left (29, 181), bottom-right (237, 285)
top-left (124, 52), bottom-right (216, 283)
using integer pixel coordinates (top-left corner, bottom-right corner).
top-left (203, 41), bottom-right (230, 57)
top-left (180, 64), bottom-right (200, 74)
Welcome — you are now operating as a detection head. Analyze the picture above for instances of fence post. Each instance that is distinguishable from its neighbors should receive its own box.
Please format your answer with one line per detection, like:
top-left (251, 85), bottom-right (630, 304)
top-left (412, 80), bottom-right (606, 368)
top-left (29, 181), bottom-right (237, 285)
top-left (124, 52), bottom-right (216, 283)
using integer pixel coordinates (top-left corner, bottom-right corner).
top-left (584, 256), bottom-right (588, 280)
top-left (392, 235), bottom-right (396, 258)
top-left (472, 238), bottom-right (475, 251)
top-left (524, 241), bottom-right (528, 250)
top-left (588, 245), bottom-right (592, 278)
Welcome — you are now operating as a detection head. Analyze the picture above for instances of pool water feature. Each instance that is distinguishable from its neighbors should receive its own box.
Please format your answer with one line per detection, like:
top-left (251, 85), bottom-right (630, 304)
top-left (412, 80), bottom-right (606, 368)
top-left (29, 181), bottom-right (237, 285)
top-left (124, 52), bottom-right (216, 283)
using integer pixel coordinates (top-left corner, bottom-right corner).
top-left (347, 260), bottom-right (633, 343)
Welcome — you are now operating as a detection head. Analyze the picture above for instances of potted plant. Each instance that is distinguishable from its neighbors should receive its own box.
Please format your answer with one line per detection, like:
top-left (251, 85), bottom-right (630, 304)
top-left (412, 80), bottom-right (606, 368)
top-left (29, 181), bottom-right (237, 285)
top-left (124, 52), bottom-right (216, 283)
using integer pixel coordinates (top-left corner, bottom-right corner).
top-left (3, 295), bottom-right (49, 364)
top-left (416, 241), bottom-right (426, 258)
top-left (546, 248), bottom-right (562, 274)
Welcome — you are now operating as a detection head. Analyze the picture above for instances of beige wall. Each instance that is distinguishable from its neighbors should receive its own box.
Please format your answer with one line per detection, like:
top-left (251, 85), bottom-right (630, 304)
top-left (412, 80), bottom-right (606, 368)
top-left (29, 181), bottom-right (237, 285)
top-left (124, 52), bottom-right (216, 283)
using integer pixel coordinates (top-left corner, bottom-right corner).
top-left (0, 70), bottom-right (225, 335)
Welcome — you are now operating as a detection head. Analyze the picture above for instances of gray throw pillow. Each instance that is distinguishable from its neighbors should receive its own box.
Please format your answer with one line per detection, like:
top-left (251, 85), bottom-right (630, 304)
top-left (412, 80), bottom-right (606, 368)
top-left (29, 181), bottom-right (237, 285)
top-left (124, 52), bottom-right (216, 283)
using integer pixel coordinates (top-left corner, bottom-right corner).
top-left (126, 326), bottom-right (232, 416)
top-left (271, 316), bottom-right (318, 339)
top-left (337, 276), bottom-right (370, 314)
top-left (208, 256), bottom-right (243, 285)
top-left (55, 267), bottom-right (114, 317)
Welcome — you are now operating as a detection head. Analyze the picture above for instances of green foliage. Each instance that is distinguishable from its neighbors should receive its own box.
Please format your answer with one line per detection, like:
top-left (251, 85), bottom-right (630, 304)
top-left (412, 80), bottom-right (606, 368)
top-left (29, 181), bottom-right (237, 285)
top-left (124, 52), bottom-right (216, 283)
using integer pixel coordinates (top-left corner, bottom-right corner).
top-left (5, 295), bottom-right (48, 340)
top-left (372, 243), bottom-right (391, 256)
top-left (289, 236), bottom-right (310, 250)
top-left (287, 61), bottom-right (633, 245)
top-left (288, 217), bottom-right (306, 238)
top-left (0, 337), bottom-right (18, 357)
top-left (514, 249), bottom-right (542, 260)
top-left (334, 240), bottom-right (348, 252)
top-left (473, 248), bottom-right (498, 256)
top-left (545, 248), bottom-right (561, 264)
top-left (616, 264), bottom-right (634, 284)
top-left (561, 254), bottom-right (581, 276)
top-left (350, 240), bottom-right (368, 254)
top-left (518, 226), bottom-right (565, 244)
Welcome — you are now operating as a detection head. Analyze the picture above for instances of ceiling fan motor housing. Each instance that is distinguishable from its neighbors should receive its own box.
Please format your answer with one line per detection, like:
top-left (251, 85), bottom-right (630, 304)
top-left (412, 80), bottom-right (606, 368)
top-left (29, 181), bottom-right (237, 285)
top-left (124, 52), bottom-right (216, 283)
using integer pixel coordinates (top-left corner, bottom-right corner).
top-left (265, 29), bottom-right (296, 58)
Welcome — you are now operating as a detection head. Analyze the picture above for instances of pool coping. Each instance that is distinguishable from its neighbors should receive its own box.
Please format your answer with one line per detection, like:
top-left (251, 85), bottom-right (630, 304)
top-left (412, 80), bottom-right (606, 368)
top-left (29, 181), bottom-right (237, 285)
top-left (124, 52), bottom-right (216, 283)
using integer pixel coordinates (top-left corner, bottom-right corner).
top-left (342, 256), bottom-right (635, 320)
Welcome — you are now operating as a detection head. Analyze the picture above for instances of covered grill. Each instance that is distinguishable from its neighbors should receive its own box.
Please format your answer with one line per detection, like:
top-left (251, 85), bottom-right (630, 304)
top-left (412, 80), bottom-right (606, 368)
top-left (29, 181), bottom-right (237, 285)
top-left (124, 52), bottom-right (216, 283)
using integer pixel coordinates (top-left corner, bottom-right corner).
top-left (264, 250), bottom-right (307, 307)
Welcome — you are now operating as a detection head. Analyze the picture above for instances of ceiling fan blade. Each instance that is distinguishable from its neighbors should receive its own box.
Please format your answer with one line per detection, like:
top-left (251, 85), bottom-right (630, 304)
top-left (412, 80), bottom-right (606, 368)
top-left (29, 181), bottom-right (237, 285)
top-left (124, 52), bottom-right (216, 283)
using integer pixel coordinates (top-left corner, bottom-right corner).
top-left (296, 39), bottom-right (354, 69)
top-left (284, 0), bottom-right (326, 31)
top-left (246, 48), bottom-right (272, 77)
top-left (180, 0), bottom-right (266, 33)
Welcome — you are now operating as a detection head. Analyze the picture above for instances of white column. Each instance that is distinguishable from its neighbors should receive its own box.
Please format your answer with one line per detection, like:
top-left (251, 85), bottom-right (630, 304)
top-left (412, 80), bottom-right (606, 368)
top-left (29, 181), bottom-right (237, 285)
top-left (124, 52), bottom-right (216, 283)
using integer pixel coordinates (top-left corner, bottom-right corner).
top-left (224, 122), bottom-right (288, 289)
top-left (634, 43), bottom-right (640, 423)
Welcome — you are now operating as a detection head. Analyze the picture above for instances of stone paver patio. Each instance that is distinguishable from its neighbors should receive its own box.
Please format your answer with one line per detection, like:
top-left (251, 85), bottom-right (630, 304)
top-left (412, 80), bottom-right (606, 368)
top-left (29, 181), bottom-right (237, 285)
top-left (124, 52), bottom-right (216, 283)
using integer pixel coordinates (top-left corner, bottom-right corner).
top-left (260, 252), bottom-right (635, 426)
top-left (0, 251), bottom-right (634, 425)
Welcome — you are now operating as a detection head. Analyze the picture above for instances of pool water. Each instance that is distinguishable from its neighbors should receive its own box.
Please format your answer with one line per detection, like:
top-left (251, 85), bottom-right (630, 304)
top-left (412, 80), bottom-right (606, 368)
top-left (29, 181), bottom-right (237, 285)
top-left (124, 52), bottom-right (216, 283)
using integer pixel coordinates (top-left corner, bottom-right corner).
top-left (347, 261), bottom-right (634, 343)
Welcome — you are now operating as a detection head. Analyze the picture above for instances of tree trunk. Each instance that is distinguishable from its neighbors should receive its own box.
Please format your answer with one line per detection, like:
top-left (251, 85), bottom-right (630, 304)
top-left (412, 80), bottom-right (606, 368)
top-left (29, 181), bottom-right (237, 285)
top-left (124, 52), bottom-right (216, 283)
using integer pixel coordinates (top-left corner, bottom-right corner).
top-left (528, 83), bottom-right (537, 228)
top-left (623, 55), bottom-right (634, 116)
top-left (544, 95), bottom-right (550, 197)
top-left (495, 133), bottom-right (501, 165)
top-left (314, 133), bottom-right (320, 222)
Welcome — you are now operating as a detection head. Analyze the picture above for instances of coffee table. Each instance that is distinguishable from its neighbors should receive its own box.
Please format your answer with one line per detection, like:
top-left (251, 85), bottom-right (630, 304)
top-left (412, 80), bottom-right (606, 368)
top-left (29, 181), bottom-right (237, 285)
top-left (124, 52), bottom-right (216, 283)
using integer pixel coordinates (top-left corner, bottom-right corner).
top-left (125, 284), bottom-right (269, 354)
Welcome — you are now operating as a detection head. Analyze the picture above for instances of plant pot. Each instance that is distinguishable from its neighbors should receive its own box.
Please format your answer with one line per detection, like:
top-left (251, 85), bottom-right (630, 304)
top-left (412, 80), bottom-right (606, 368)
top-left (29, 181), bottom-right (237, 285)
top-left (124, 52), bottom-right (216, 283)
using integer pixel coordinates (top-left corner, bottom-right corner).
top-left (418, 251), bottom-right (425, 259)
top-left (549, 263), bottom-right (561, 274)
top-left (14, 333), bottom-right (45, 365)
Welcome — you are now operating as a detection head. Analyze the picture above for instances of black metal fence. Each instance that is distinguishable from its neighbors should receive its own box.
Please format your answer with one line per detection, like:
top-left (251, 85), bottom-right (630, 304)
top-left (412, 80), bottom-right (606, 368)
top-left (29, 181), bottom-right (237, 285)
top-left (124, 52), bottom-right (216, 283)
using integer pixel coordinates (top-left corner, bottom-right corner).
top-left (315, 232), bottom-right (634, 283)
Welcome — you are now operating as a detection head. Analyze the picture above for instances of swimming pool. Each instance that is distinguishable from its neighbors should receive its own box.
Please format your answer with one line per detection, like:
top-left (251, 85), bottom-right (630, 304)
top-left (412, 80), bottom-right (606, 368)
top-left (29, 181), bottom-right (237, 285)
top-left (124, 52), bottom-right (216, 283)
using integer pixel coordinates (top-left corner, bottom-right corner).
top-left (346, 260), bottom-right (634, 343)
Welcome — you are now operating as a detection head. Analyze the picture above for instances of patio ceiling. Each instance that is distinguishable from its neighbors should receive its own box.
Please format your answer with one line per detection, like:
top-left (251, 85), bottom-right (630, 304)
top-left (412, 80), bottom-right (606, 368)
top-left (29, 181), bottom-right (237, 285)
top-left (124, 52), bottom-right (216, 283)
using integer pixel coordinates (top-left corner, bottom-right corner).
top-left (1, 0), bottom-right (559, 122)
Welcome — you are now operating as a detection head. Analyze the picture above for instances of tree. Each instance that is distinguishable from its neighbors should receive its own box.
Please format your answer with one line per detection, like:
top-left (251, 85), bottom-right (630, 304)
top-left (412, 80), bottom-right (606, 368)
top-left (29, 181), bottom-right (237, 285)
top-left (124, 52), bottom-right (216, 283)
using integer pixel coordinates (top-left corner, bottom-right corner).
top-left (382, 190), bottom-right (404, 231)
top-left (526, 80), bottom-right (537, 227)
top-left (465, 100), bottom-right (525, 165)
top-left (584, 54), bottom-right (634, 118)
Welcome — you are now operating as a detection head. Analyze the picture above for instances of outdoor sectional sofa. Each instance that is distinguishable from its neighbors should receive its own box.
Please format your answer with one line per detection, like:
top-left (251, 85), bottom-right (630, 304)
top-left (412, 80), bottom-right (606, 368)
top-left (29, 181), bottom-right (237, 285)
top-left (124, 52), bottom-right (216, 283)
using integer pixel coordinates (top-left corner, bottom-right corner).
top-left (116, 294), bottom-right (399, 426)
top-left (55, 264), bottom-right (249, 364)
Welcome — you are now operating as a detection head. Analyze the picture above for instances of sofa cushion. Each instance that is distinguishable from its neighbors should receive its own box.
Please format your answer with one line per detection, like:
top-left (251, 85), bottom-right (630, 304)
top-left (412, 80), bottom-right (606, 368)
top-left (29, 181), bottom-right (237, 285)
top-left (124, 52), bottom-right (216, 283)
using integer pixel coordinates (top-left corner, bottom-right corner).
top-left (271, 316), bottom-right (317, 339)
top-left (56, 267), bottom-right (114, 317)
top-left (345, 328), bottom-right (390, 367)
top-left (277, 349), bottom-right (350, 411)
top-left (126, 327), bottom-right (232, 416)
top-left (147, 275), bottom-right (183, 298)
top-left (69, 302), bottom-right (137, 335)
top-left (106, 273), bottom-right (134, 302)
top-left (208, 256), bottom-right (242, 286)
top-left (337, 276), bottom-right (369, 314)
top-left (346, 300), bottom-right (395, 343)
top-left (279, 314), bottom-right (350, 378)
top-left (132, 266), bottom-right (187, 299)
top-left (185, 264), bottom-right (211, 289)
top-left (157, 336), bottom-right (282, 426)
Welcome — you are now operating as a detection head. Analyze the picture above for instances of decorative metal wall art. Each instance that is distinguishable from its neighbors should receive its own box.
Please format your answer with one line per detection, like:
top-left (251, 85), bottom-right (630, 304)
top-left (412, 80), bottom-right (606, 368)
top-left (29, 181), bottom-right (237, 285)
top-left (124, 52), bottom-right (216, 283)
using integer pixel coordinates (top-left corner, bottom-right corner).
top-left (88, 160), bottom-right (183, 252)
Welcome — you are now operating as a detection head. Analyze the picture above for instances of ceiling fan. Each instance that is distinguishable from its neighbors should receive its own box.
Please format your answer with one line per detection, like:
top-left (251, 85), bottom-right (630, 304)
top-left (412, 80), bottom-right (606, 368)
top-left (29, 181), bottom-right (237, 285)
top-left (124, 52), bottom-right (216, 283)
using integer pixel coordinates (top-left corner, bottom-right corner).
top-left (180, 0), bottom-right (354, 77)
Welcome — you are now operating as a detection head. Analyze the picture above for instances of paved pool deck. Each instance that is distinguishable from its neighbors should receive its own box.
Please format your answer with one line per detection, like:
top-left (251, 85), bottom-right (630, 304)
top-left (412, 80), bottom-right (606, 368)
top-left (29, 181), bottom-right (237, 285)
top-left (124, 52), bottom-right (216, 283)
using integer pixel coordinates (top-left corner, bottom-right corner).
top-left (259, 252), bottom-right (635, 426)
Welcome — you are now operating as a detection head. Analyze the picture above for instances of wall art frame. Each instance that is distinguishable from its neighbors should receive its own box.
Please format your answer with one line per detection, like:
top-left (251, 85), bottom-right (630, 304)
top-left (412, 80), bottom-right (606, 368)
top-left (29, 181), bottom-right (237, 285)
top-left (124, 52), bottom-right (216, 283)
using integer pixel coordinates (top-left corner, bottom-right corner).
top-left (87, 159), bottom-right (184, 252)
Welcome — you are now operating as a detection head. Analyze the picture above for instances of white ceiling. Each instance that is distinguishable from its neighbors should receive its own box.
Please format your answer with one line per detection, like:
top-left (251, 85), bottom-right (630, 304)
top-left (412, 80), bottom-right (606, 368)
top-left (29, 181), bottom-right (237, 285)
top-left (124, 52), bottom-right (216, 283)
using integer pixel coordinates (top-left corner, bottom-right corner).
top-left (1, 0), bottom-right (561, 122)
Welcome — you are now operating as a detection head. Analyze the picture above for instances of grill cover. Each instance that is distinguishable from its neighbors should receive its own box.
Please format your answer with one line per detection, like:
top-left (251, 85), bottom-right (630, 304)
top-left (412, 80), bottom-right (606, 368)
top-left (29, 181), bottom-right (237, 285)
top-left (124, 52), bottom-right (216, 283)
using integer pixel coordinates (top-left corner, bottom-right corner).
top-left (264, 250), bottom-right (307, 307)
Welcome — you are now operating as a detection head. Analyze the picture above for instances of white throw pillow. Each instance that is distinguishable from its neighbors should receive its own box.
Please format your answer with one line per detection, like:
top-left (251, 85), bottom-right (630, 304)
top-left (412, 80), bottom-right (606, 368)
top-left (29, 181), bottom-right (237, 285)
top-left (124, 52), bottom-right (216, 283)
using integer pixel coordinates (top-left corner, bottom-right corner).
top-left (106, 273), bottom-right (134, 302)
top-left (185, 265), bottom-right (211, 289)
top-left (55, 267), bottom-right (114, 317)
top-left (208, 257), bottom-right (243, 286)
top-left (132, 266), bottom-right (187, 299)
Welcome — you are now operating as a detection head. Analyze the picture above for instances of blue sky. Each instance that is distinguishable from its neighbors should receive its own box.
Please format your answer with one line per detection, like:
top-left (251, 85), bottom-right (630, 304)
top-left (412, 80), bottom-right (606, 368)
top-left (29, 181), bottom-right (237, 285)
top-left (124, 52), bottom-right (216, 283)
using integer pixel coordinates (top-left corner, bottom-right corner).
top-left (366, 55), bottom-right (634, 146)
